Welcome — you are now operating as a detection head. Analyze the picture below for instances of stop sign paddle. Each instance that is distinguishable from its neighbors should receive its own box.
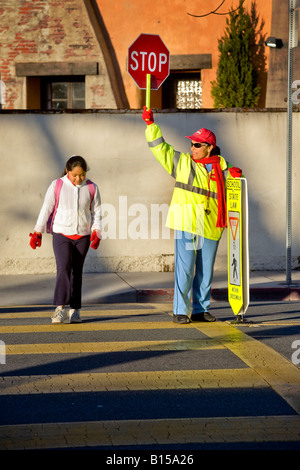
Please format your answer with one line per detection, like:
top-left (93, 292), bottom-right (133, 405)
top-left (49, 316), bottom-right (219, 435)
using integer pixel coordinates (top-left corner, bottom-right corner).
top-left (128, 33), bottom-right (170, 108)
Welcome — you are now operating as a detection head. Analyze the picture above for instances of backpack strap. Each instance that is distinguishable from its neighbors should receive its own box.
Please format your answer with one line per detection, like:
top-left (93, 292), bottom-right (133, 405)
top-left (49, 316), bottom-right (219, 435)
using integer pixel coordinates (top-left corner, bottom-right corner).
top-left (86, 179), bottom-right (95, 209)
top-left (46, 178), bottom-right (63, 234)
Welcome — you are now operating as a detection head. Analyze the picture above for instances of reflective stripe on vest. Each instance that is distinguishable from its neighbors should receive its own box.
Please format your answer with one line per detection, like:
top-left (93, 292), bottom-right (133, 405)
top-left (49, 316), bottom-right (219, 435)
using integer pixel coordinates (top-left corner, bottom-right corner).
top-left (148, 136), bottom-right (165, 147)
top-left (176, 159), bottom-right (218, 199)
top-left (174, 181), bottom-right (218, 199)
top-left (148, 137), bottom-right (181, 178)
top-left (171, 151), bottom-right (180, 178)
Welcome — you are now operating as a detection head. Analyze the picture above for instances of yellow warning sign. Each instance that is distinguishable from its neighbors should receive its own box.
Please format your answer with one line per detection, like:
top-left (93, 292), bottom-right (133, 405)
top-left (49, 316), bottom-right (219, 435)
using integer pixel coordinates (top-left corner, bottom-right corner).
top-left (227, 177), bottom-right (249, 316)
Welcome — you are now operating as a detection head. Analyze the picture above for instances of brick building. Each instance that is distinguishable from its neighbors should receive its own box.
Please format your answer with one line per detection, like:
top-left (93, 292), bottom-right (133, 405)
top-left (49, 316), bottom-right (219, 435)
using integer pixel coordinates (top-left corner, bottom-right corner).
top-left (0, 0), bottom-right (298, 110)
top-left (0, 0), bottom-right (121, 109)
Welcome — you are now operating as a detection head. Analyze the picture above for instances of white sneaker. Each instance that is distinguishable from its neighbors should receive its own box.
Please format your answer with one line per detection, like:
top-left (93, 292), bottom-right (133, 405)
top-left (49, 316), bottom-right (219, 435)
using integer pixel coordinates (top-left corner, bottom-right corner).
top-left (51, 306), bottom-right (67, 324)
top-left (69, 309), bottom-right (82, 323)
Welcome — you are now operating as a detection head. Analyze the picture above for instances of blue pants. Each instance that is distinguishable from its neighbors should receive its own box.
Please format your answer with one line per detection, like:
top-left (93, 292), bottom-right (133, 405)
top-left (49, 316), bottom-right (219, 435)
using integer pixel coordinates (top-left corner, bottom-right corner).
top-left (173, 231), bottom-right (219, 317)
top-left (52, 233), bottom-right (90, 309)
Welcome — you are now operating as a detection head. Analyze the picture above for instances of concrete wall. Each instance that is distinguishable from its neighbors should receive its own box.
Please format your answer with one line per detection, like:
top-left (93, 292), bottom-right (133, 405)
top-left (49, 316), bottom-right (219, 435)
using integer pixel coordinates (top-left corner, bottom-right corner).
top-left (0, 110), bottom-right (299, 274)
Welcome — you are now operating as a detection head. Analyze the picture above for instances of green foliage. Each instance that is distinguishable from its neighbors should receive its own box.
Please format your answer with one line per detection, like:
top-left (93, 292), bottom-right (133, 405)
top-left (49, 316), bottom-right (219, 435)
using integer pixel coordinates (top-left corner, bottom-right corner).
top-left (211, 1), bottom-right (266, 108)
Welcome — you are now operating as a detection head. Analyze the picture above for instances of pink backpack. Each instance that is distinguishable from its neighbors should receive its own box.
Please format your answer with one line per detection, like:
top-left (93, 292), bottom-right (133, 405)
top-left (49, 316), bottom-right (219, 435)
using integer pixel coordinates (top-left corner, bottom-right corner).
top-left (46, 178), bottom-right (95, 234)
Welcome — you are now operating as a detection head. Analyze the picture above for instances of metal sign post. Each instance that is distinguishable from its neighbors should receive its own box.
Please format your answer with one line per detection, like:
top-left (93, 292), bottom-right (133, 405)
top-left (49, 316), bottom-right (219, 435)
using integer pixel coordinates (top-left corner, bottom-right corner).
top-left (286, 0), bottom-right (299, 284)
top-left (286, 0), bottom-right (294, 285)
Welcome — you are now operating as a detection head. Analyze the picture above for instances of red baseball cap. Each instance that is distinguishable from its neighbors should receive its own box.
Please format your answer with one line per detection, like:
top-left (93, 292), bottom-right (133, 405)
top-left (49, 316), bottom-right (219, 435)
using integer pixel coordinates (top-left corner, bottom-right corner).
top-left (185, 128), bottom-right (216, 148)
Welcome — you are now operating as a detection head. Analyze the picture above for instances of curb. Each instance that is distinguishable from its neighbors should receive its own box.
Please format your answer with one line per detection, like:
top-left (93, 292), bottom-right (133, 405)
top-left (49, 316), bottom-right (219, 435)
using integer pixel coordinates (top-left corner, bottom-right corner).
top-left (212, 286), bottom-right (300, 302)
top-left (135, 286), bottom-right (300, 303)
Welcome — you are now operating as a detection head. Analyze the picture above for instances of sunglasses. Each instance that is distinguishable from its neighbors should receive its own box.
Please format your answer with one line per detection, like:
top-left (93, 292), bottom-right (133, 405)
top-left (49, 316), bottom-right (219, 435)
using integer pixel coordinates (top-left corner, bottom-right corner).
top-left (190, 142), bottom-right (209, 148)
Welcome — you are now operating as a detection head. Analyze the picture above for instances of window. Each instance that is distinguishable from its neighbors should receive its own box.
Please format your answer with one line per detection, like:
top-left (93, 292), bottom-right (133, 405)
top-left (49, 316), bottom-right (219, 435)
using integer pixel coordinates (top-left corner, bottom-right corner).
top-left (41, 76), bottom-right (85, 110)
top-left (51, 81), bottom-right (85, 109)
top-left (17, 62), bottom-right (97, 110)
top-left (175, 78), bottom-right (202, 109)
top-left (162, 72), bottom-right (202, 109)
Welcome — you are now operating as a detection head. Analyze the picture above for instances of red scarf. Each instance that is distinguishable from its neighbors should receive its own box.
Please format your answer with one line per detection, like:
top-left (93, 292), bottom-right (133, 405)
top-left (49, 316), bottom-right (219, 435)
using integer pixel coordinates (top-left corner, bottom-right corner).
top-left (193, 155), bottom-right (227, 228)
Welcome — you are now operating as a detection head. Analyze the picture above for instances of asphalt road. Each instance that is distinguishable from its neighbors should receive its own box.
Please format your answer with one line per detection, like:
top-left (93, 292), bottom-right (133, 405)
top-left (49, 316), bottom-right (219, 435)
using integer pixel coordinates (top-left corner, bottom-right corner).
top-left (0, 300), bottom-right (299, 455)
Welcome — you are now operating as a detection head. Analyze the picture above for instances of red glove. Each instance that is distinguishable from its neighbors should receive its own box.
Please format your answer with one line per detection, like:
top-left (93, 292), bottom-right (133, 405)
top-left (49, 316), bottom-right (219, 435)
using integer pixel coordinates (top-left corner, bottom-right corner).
top-left (142, 106), bottom-right (154, 125)
top-left (229, 167), bottom-right (242, 178)
top-left (90, 231), bottom-right (101, 250)
top-left (29, 232), bottom-right (42, 249)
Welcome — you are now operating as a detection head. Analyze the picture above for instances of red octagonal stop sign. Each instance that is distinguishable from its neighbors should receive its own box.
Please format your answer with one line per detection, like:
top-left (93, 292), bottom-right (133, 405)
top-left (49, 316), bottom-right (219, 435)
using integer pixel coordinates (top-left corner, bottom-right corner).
top-left (128, 34), bottom-right (170, 90)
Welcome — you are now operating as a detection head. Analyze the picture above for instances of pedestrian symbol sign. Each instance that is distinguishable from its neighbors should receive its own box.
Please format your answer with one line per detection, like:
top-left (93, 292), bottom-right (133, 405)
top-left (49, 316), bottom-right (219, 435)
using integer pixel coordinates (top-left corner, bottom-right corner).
top-left (227, 177), bottom-right (249, 317)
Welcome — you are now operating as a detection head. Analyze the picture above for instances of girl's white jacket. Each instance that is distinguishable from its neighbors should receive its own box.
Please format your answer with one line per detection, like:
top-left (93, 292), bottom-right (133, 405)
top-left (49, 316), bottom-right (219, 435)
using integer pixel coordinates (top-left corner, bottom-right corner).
top-left (34, 175), bottom-right (102, 236)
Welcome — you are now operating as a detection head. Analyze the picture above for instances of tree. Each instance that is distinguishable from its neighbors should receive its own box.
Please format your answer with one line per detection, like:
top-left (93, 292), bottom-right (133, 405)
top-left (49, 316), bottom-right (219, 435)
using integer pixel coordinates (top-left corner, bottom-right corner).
top-left (211, 1), bottom-right (266, 108)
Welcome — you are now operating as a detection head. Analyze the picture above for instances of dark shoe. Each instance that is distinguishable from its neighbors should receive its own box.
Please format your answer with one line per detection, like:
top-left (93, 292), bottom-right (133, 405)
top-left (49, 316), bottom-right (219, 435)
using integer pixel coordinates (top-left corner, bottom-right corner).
top-left (173, 314), bottom-right (191, 324)
top-left (191, 312), bottom-right (216, 322)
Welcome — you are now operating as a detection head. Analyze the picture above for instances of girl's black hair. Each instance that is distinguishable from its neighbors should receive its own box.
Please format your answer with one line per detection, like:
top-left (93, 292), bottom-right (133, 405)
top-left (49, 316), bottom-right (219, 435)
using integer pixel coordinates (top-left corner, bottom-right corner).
top-left (61, 155), bottom-right (89, 176)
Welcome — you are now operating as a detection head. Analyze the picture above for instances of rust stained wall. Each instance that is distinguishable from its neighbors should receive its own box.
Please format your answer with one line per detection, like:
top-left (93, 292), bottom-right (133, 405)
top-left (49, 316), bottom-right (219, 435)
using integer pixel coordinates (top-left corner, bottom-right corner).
top-left (0, 0), bottom-right (273, 109)
top-left (97, 0), bottom-right (272, 108)
top-left (0, 0), bottom-right (116, 109)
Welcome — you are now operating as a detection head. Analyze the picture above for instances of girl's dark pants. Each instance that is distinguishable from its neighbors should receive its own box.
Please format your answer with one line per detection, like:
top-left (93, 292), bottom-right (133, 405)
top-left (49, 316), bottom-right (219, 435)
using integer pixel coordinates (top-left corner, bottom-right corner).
top-left (52, 233), bottom-right (90, 309)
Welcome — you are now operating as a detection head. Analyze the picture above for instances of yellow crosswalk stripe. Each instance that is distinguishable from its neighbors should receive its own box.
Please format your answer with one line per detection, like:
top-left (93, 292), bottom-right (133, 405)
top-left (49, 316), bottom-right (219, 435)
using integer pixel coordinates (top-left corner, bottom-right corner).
top-left (6, 339), bottom-right (224, 354)
top-left (0, 369), bottom-right (267, 395)
top-left (0, 309), bottom-right (164, 319)
top-left (193, 322), bottom-right (300, 415)
top-left (0, 321), bottom-right (187, 334)
top-left (1, 416), bottom-right (300, 450)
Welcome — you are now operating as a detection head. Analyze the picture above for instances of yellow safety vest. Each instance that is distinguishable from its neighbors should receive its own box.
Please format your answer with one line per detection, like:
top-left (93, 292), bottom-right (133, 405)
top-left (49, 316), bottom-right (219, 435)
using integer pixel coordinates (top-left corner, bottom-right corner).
top-left (146, 123), bottom-right (230, 241)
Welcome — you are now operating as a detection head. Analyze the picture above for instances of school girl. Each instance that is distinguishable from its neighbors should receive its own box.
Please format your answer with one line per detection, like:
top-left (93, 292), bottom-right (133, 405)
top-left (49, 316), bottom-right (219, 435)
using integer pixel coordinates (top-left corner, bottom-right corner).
top-left (29, 156), bottom-right (102, 323)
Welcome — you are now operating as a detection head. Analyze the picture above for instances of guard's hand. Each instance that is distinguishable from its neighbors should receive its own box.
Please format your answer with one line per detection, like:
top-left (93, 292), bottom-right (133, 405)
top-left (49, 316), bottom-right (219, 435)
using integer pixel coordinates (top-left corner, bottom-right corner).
top-left (29, 232), bottom-right (42, 249)
top-left (229, 167), bottom-right (242, 178)
top-left (142, 106), bottom-right (154, 125)
top-left (90, 231), bottom-right (101, 250)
